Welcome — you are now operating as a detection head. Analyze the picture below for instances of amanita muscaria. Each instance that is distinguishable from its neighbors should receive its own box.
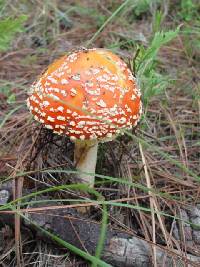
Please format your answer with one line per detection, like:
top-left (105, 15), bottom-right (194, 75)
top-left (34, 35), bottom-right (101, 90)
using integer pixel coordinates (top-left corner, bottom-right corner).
top-left (27, 48), bottom-right (142, 187)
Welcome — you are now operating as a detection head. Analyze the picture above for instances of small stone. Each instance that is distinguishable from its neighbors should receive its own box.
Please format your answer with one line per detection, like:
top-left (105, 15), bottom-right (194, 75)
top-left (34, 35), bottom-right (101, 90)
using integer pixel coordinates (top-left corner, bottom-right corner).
top-left (0, 190), bottom-right (9, 205)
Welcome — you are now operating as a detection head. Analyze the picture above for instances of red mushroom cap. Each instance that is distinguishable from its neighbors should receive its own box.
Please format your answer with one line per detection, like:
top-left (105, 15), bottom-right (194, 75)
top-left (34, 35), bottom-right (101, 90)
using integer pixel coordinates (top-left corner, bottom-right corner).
top-left (27, 48), bottom-right (142, 141)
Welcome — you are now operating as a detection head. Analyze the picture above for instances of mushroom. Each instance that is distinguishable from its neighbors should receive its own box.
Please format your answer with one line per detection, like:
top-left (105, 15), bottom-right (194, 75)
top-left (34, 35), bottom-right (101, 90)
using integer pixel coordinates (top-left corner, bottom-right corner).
top-left (27, 48), bottom-right (142, 187)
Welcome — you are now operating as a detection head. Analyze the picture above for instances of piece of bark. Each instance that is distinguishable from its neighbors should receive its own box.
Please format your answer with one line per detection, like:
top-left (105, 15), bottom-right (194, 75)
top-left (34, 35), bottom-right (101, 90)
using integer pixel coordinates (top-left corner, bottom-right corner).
top-left (25, 207), bottom-right (129, 255)
top-left (25, 207), bottom-right (200, 267)
top-left (188, 205), bottom-right (200, 245)
top-left (104, 236), bottom-right (200, 267)
top-left (1, 189), bottom-right (200, 266)
top-left (172, 209), bottom-right (194, 248)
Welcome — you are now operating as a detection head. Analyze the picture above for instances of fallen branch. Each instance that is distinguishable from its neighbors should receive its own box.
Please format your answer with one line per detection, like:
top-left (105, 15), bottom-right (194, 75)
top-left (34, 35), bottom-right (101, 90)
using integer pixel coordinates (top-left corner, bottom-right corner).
top-left (25, 207), bottom-right (200, 267)
top-left (1, 189), bottom-right (200, 266)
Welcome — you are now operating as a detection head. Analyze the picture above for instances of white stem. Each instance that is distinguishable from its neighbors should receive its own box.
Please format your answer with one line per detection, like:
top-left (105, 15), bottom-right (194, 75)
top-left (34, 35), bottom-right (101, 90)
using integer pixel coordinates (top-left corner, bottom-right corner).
top-left (74, 141), bottom-right (98, 187)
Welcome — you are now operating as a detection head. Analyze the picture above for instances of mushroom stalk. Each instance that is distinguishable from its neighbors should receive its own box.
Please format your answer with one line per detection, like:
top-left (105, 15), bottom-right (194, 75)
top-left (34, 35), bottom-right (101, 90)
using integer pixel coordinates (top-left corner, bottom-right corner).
top-left (74, 140), bottom-right (98, 187)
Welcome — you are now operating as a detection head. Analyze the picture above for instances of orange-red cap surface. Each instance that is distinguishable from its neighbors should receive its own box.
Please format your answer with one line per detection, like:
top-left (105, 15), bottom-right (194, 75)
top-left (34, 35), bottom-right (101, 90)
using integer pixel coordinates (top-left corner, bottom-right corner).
top-left (27, 48), bottom-right (142, 141)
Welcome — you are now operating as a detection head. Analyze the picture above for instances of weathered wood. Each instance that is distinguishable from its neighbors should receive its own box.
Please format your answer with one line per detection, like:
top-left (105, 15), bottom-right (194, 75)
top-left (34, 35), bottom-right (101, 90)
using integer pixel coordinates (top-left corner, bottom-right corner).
top-left (1, 189), bottom-right (200, 267)
top-left (104, 236), bottom-right (200, 267)
top-left (25, 207), bottom-right (200, 267)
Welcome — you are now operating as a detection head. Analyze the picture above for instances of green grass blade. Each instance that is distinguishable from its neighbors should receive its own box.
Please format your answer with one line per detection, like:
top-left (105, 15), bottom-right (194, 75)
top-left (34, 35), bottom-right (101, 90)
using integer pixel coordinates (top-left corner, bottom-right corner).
top-left (86, 0), bottom-right (130, 47)
top-left (0, 104), bottom-right (24, 129)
